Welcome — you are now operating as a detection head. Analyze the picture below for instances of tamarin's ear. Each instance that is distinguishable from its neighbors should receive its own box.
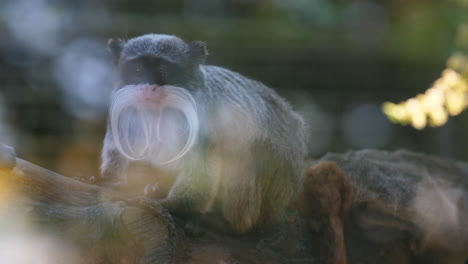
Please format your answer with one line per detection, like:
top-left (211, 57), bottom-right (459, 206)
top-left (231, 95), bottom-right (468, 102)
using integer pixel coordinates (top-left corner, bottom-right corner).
top-left (107, 38), bottom-right (126, 63)
top-left (188, 41), bottom-right (208, 65)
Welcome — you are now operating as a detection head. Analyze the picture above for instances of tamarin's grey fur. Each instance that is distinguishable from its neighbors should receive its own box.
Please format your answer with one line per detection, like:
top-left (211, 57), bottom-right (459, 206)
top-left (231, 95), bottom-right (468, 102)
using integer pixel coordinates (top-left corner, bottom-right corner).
top-left (100, 34), bottom-right (306, 233)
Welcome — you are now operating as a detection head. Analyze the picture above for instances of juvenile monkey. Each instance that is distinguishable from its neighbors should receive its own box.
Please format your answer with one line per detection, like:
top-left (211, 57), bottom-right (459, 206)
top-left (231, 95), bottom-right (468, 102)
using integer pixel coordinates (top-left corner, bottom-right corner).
top-left (100, 34), bottom-right (306, 233)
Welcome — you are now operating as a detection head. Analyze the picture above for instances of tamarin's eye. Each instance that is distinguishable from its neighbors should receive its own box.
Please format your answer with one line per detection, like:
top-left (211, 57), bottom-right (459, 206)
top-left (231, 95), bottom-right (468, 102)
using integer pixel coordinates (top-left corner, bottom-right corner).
top-left (135, 67), bottom-right (144, 77)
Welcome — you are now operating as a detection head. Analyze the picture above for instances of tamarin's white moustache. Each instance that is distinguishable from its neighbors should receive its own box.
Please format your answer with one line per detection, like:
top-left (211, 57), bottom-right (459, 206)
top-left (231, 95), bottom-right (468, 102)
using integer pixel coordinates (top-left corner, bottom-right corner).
top-left (110, 84), bottom-right (199, 165)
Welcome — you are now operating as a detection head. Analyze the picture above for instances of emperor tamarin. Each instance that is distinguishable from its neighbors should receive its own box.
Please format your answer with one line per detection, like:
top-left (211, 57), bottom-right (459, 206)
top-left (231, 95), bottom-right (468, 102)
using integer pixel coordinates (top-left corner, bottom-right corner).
top-left (100, 34), bottom-right (306, 233)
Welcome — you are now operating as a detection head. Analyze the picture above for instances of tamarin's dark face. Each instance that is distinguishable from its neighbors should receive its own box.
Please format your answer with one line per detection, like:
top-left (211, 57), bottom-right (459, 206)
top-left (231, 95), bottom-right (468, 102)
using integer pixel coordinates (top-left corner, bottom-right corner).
top-left (108, 34), bottom-right (208, 90)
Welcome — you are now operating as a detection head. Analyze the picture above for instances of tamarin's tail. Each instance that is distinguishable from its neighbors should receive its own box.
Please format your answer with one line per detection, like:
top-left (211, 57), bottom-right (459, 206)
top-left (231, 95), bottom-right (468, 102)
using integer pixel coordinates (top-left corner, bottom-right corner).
top-left (293, 161), bottom-right (353, 264)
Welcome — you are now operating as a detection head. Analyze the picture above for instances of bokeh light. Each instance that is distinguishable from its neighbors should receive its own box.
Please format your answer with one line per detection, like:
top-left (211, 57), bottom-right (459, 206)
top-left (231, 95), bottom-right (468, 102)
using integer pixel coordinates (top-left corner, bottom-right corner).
top-left (0, 210), bottom-right (80, 264)
top-left (292, 93), bottom-right (334, 156)
top-left (343, 104), bottom-right (394, 149)
top-left (383, 65), bottom-right (468, 130)
top-left (53, 38), bottom-right (113, 121)
top-left (0, 0), bottom-right (66, 59)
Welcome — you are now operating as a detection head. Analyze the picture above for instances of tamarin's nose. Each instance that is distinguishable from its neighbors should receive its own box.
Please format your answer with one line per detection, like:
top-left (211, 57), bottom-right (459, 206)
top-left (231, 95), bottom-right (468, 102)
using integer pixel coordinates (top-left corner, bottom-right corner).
top-left (139, 84), bottom-right (159, 94)
top-left (138, 84), bottom-right (164, 104)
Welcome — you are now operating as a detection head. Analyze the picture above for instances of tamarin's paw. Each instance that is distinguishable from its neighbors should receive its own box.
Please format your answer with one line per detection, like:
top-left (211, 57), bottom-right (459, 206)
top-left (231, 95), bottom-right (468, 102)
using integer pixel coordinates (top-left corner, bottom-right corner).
top-left (140, 197), bottom-right (163, 211)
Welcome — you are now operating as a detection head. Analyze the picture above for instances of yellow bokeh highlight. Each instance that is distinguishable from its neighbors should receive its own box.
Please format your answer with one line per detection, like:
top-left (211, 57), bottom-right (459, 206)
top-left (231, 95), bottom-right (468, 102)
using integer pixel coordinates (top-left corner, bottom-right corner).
top-left (0, 168), bottom-right (18, 207)
top-left (383, 55), bottom-right (468, 130)
top-left (428, 107), bottom-right (448, 127)
top-left (382, 102), bottom-right (410, 124)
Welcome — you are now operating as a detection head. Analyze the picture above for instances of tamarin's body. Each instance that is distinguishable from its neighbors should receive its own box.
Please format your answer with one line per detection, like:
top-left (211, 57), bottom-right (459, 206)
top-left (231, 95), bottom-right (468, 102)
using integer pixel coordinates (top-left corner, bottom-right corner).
top-left (100, 34), bottom-right (306, 233)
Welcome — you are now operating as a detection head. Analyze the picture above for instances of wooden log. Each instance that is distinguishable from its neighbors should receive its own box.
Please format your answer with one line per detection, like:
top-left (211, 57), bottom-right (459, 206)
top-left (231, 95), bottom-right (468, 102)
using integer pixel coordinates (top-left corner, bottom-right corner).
top-left (0, 150), bottom-right (180, 263)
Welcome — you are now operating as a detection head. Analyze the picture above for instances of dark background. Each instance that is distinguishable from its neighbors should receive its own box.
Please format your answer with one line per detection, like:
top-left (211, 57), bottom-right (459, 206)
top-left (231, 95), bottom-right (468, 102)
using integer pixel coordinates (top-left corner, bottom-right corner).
top-left (0, 0), bottom-right (467, 178)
